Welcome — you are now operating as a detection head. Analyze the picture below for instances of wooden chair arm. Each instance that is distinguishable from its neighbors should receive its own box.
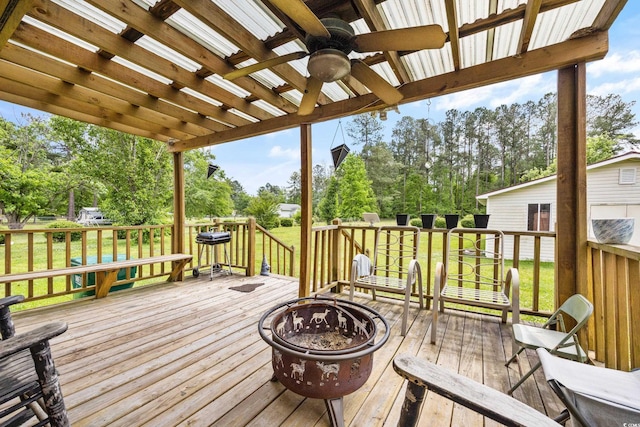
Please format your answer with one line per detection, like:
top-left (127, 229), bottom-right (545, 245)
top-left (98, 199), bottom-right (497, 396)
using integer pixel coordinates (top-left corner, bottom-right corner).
top-left (0, 322), bottom-right (68, 359)
top-left (393, 353), bottom-right (560, 427)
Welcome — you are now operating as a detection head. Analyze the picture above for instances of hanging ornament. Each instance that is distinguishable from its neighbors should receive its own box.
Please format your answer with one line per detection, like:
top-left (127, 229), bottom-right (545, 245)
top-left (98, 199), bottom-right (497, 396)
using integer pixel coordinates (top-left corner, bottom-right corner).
top-left (207, 164), bottom-right (219, 179)
top-left (329, 120), bottom-right (349, 169)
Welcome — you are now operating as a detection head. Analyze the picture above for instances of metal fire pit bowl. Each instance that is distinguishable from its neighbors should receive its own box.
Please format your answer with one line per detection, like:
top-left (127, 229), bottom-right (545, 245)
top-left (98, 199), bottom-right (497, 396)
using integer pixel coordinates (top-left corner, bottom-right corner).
top-left (258, 296), bottom-right (390, 427)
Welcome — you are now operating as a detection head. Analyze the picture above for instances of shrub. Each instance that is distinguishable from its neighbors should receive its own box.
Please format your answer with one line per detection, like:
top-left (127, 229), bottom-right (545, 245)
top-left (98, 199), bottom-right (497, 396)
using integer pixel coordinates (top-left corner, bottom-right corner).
top-left (434, 217), bottom-right (447, 228)
top-left (292, 210), bottom-right (302, 225)
top-left (46, 220), bottom-right (83, 242)
top-left (280, 218), bottom-right (293, 227)
top-left (0, 226), bottom-right (6, 245)
top-left (410, 218), bottom-right (422, 227)
top-left (460, 214), bottom-right (475, 228)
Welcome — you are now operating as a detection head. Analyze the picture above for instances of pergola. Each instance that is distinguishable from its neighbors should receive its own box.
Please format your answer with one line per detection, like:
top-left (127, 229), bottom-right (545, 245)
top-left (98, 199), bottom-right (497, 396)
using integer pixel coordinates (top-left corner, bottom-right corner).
top-left (0, 0), bottom-right (627, 301)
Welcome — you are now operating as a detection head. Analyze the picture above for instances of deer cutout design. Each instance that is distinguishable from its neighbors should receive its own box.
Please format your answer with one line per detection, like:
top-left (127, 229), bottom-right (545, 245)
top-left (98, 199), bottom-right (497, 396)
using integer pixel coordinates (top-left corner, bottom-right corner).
top-left (292, 310), bottom-right (304, 331)
top-left (337, 311), bottom-right (347, 329)
top-left (276, 317), bottom-right (287, 336)
top-left (290, 360), bottom-right (306, 381)
top-left (311, 308), bottom-right (330, 325)
top-left (274, 349), bottom-right (284, 368)
top-left (353, 318), bottom-right (369, 335)
top-left (316, 361), bottom-right (340, 381)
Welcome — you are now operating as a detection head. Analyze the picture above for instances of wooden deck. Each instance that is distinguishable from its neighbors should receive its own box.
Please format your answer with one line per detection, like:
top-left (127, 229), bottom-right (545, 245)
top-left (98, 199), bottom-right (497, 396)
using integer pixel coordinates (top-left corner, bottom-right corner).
top-left (9, 274), bottom-right (567, 426)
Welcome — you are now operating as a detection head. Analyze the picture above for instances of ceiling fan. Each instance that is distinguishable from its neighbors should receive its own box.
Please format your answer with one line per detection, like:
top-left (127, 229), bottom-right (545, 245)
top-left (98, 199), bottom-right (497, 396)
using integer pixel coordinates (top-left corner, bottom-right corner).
top-left (223, 0), bottom-right (446, 115)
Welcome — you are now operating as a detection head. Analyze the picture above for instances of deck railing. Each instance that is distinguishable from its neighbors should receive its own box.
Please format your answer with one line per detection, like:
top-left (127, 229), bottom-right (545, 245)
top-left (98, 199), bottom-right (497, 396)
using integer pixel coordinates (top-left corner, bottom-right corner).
top-left (1, 218), bottom-right (294, 305)
top-left (587, 240), bottom-right (640, 370)
top-left (2, 220), bottom-right (638, 368)
top-left (1, 224), bottom-right (176, 304)
top-left (308, 222), bottom-right (557, 318)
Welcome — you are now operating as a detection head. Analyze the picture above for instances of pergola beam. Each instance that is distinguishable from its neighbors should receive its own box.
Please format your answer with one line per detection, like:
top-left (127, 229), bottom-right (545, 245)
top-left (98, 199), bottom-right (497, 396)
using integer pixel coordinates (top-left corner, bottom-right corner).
top-left (169, 31), bottom-right (608, 151)
top-left (0, 0), bottom-right (34, 49)
top-left (517, 0), bottom-right (543, 55)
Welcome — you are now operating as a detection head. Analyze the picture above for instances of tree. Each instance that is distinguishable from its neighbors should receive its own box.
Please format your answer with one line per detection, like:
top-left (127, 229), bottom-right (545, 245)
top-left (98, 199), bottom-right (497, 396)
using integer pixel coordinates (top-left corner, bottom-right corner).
top-left (317, 175), bottom-right (339, 224)
top-left (229, 179), bottom-right (251, 215)
top-left (48, 116), bottom-right (96, 220)
top-left (0, 116), bottom-right (67, 229)
top-left (286, 171), bottom-right (301, 204)
top-left (184, 150), bottom-right (233, 220)
top-left (77, 127), bottom-right (173, 225)
top-left (362, 142), bottom-right (400, 218)
top-left (586, 134), bottom-right (618, 164)
top-left (312, 164), bottom-right (330, 210)
top-left (587, 94), bottom-right (639, 147)
top-left (336, 154), bottom-right (376, 220)
top-left (245, 190), bottom-right (280, 229)
top-left (346, 114), bottom-right (384, 160)
top-left (256, 183), bottom-right (285, 202)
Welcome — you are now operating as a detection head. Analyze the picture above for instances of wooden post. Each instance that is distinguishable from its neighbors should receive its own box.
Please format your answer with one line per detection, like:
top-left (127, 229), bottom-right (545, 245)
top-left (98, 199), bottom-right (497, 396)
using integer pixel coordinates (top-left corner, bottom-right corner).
top-left (331, 218), bottom-right (342, 290)
top-left (173, 152), bottom-right (186, 280)
top-left (556, 63), bottom-right (587, 309)
top-left (299, 123), bottom-right (313, 297)
top-left (247, 217), bottom-right (256, 276)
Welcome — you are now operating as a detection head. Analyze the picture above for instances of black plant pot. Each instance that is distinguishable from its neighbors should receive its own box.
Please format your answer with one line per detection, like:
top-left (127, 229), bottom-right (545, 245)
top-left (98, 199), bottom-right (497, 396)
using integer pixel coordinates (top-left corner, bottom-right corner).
top-left (420, 214), bottom-right (436, 229)
top-left (474, 214), bottom-right (490, 228)
top-left (445, 214), bottom-right (459, 229)
top-left (396, 214), bottom-right (410, 226)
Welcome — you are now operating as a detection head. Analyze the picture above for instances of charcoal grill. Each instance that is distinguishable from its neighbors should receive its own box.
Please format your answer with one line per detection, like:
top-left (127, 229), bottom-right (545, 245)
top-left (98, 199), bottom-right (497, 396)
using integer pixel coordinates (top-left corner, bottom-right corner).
top-left (193, 230), bottom-right (231, 279)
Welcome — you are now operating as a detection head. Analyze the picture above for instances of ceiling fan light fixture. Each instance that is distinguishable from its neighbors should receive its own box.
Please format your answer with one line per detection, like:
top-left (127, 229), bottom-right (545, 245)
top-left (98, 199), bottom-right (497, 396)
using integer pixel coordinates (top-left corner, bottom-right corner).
top-left (307, 49), bottom-right (350, 83)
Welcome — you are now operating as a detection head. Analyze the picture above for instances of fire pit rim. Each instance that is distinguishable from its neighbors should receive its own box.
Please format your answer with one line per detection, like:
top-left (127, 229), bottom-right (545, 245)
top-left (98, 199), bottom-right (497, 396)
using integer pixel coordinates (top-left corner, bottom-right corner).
top-left (258, 296), bottom-right (390, 363)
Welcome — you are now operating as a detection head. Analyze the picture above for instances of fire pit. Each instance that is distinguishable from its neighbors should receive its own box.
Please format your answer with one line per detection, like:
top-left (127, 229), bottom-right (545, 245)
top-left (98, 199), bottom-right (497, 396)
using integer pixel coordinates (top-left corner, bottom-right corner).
top-left (258, 296), bottom-right (390, 427)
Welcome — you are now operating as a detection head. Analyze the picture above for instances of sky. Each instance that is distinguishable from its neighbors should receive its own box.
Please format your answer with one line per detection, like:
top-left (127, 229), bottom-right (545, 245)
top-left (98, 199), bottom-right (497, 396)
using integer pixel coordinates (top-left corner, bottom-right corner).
top-left (1, 3), bottom-right (640, 195)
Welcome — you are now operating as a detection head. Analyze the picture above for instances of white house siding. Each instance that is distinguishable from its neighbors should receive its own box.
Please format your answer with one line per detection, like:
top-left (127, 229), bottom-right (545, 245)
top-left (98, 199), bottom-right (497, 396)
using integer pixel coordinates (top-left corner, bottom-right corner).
top-left (485, 180), bottom-right (556, 262)
top-left (481, 154), bottom-right (640, 262)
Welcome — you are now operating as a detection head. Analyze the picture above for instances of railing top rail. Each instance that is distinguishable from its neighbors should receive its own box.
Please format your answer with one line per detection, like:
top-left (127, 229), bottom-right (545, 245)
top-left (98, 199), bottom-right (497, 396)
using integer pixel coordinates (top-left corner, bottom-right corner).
top-left (256, 223), bottom-right (294, 252)
top-left (587, 239), bottom-right (640, 261)
top-left (311, 225), bottom-right (339, 232)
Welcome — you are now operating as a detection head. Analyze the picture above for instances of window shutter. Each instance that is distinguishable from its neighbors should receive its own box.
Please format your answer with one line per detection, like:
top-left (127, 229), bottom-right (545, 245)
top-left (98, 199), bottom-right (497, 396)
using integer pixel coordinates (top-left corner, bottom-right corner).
top-left (619, 168), bottom-right (637, 185)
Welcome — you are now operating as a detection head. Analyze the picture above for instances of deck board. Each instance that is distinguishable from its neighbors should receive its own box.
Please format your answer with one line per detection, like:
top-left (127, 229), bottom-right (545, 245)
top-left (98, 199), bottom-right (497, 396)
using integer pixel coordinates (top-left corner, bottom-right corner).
top-left (8, 274), bottom-right (564, 426)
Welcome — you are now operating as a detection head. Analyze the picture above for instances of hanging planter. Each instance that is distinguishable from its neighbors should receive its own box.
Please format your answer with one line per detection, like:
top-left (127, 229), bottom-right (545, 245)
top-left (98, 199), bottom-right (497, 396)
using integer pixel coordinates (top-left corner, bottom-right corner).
top-left (396, 214), bottom-right (410, 226)
top-left (473, 214), bottom-right (490, 229)
top-left (420, 214), bottom-right (436, 229)
top-left (445, 214), bottom-right (459, 229)
top-left (331, 143), bottom-right (350, 169)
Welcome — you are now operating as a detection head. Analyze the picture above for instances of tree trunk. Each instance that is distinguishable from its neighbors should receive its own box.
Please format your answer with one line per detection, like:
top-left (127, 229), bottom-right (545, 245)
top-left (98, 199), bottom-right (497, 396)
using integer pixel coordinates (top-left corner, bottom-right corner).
top-left (67, 189), bottom-right (75, 221)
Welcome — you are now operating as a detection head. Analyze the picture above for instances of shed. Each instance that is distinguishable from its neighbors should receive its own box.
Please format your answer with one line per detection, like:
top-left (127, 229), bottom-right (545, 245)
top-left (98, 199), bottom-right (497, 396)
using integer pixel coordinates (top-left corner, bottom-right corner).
top-left (477, 151), bottom-right (640, 261)
top-left (278, 204), bottom-right (301, 218)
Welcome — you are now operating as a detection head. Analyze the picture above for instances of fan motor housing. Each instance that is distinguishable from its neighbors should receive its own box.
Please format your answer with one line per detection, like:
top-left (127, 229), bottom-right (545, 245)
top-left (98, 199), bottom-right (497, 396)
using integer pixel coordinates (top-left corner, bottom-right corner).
top-left (305, 17), bottom-right (355, 55)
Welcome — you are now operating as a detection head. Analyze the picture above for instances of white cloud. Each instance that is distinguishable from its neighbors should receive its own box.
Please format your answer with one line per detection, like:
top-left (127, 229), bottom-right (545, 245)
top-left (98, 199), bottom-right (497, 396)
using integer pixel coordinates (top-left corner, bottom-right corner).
top-left (435, 74), bottom-right (554, 111)
top-left (268, 145), bottom-right (299, 160)
top-left (589, 77), bottom-right (640, 96)
top-left (588, 51), bottom-right (640, 78)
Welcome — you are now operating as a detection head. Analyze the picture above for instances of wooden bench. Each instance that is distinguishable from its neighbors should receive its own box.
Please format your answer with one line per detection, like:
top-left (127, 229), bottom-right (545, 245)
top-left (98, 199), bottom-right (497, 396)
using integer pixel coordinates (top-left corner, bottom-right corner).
top-left (0, 254), bottom-right (192, 298)
top-left (393, 354), bottom-right (560, 427)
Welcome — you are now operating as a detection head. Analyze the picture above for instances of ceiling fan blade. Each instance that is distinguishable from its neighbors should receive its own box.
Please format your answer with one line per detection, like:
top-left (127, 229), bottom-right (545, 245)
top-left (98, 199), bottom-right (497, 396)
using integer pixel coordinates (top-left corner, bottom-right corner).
top-left (270, 0), bottom-right (330, 38)
top-left (298, 76), bottom-right (323, 116)
top-left (350, 60), bottom-right (403, 106)
top-left (223, 51), bottom-right (308, 80)
top-left (354, 25), bottom-right (447, 52)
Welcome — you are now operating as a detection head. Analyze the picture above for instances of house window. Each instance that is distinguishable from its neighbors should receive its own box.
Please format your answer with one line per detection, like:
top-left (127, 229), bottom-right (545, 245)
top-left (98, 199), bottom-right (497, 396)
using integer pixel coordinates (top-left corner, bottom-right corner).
top-left (528, 204), bottom-right (551, 231)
